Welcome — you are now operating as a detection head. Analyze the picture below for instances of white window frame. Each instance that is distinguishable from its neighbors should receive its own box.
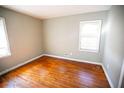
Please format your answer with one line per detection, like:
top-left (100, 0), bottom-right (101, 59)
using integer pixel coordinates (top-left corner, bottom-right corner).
top-left (0, 17), bottom-right (11, 58)
top-left (79, 20), bottom-right (102, 53)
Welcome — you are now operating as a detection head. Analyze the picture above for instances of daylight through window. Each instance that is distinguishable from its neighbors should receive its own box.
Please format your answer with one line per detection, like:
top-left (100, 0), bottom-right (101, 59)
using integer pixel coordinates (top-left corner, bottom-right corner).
top-left (79, 20), bottom-right (102, 52)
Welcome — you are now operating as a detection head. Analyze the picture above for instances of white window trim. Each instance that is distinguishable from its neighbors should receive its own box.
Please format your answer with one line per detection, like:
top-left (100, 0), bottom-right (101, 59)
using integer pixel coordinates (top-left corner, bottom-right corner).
top-left (0, 17), bottom-right (11, 58)
top-left (79, 20), bottom-right (102, 53)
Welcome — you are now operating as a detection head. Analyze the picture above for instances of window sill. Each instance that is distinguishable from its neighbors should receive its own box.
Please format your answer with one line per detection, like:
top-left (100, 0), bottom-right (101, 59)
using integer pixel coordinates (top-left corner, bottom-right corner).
top-left (0, 53), bottom-right (11, 58)
top-left (79, 49), bottom-right (99, 53)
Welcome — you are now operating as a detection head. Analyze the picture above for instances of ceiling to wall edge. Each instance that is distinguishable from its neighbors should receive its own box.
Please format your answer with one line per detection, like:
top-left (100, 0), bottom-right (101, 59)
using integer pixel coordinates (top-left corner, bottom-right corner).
top-left (1, 5), bottom-right (111, 20)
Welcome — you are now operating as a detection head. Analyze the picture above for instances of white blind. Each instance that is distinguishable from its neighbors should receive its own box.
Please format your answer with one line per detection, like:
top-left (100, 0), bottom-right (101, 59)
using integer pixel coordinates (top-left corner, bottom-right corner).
top-left (0, 18), bottom-right (11, 57)
top-left (79, 20), bottom-right (102, 52)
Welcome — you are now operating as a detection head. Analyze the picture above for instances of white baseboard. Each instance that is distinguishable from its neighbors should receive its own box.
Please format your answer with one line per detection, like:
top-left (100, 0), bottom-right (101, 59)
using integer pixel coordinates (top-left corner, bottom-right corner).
top-left (0, 54), bottom-right (44, 76)
top-left (43, 54), bottom-right (114, 88)
top-left (43, 54), bottom-right (102, 65)
top-left (101, 64), bottom-right (114, 88)
top-left (0, 53), bottom-right (114, 88)
top-left (118, 60), bottom-right (124, 88)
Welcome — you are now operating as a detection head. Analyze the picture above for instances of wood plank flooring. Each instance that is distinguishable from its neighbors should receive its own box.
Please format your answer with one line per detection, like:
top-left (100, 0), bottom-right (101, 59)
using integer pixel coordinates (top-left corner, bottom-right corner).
top-left (0, 56), bottom-right (110, 88)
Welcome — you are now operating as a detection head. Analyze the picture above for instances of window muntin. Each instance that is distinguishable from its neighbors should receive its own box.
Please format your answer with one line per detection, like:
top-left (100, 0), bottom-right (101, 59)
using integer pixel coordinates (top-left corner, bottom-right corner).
top-left (79, 20), bottom-right (102, 52)
top-left (0, 17), bottom-right (11, 58)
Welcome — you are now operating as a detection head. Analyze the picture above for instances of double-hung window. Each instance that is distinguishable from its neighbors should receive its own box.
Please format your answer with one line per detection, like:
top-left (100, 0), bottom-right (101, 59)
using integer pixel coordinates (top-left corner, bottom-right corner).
top-left (0, 17), bottom-right (11, 58)
top-left (79, 20), bottom-right (102, 52)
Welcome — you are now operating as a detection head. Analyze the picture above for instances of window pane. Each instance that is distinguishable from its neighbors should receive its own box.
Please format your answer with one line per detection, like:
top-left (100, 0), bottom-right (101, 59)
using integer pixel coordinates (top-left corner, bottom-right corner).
top-left (80, 20), bottom-right (101, 52)
top-left (80, 37), bottom-right (99, 51)
top-left (0, 20), bottom-right (8, 48)
top-left (80, 23), bottom-right (99, 36)
top-left (0, 18), bottom-right (11, 57)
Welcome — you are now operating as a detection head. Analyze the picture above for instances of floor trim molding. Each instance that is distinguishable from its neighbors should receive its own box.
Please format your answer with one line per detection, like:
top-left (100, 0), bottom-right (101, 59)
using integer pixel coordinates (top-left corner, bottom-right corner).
top-left (118, 60), bottom-right (124, 88)
top-left (0, 53), bottom-right (113, 88)
top-left (43, 53), bottom-right (114, 88)
top-left (43, 54), bottom-right (102, 65)
top-left (0, 54), bottom-right (44, 76)
top-left (101, 64), bottom-right (114, 88)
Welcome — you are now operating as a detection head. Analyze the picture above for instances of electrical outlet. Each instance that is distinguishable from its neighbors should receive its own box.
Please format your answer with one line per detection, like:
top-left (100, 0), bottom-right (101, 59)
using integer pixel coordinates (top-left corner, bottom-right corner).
top-left (64, 53), bottom-right (72, 56)
top-left (64, 53), bottom-right (68, 55)
top-left (70, 53), bottom-right (72, 55)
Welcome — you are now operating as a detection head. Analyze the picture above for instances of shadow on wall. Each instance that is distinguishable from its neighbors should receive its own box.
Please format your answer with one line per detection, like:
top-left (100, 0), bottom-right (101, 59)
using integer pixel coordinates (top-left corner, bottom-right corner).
top-left (103, 5), bottom-right (124, 88)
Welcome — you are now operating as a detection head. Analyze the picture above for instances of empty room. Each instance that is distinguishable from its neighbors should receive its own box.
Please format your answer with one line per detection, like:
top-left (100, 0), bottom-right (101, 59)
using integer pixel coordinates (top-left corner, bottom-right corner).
top-left (0, 5), bottom-right (124, 88)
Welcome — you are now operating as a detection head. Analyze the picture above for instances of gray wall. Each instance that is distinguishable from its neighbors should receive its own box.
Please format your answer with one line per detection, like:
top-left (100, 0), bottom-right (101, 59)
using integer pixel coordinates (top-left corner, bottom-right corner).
top-left (1, 6), bottom-right (124, 88)
top-left (43, 11), bottom-right (108, 63)
top-left (120, 59), bottom-right (124, 87)
top-left (103, 6), bottom-right (124, 88)
top-left (121, 75), bottom-right (124, 87)
top-left (0, 7), bottom-right (43, 72)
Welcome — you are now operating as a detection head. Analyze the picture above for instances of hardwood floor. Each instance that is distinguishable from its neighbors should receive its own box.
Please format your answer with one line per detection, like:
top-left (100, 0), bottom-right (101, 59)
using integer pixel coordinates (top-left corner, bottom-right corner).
top-left (0, 56), bottom-right (110, 88)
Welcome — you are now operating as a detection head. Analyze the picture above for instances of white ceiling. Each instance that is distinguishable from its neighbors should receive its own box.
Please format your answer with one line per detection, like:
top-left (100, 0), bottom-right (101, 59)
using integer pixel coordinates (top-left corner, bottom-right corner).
top-left (4, 5), bottom-right (111, 19)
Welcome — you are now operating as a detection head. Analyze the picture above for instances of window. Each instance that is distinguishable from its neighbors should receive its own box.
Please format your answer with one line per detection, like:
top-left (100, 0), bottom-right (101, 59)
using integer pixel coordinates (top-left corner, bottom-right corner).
top-left (79, 20), bottom-right (102, 52)
top-left (0, 17), bottom-right (11, 58)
